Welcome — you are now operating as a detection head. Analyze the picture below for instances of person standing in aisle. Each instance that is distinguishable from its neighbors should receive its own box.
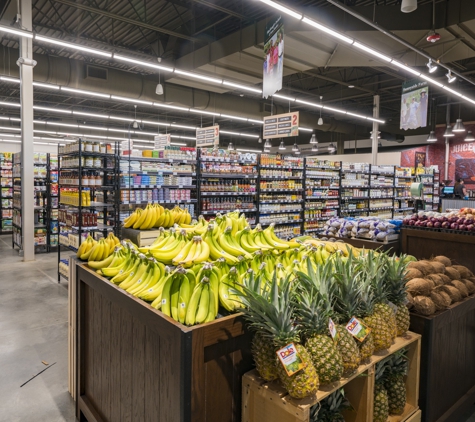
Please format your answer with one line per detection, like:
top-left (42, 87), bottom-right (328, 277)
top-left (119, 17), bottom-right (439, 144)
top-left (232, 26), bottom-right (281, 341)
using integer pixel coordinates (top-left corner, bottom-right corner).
top-left (454, 178), bottom-right (468, 199)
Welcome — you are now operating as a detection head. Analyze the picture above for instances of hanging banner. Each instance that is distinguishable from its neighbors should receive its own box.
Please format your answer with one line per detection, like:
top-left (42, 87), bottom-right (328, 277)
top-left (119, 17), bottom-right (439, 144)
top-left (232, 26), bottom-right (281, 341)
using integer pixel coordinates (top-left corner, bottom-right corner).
top-left (154, 134), bottom-right (170, 150)
top-left (263, 15), bottom-right (284, 99)
top-left (400, 78), bottom-right (429, 130)
top-left (196, 125), bottom-right (219, 147)
top-left (263, 111), bottom-right (299, 139)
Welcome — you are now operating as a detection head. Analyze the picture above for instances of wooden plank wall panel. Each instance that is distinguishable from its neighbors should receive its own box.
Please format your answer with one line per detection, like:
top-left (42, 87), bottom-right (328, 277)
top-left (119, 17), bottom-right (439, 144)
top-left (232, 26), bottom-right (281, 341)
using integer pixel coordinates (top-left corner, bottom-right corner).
top-left (92, 289), bottom-right (103, 419)
top-left (144, 327), bottom-right (161, 422)
top-left (120, 307), bottom-right (133, 422)
top-left (132, 323), bottom-right (146, 421)
top-left (109, 301), bottom-right (122, 422)
top-left (84, 285), bottom-right (94, 403)
top-left (100, 299), bottom-right (111, 421)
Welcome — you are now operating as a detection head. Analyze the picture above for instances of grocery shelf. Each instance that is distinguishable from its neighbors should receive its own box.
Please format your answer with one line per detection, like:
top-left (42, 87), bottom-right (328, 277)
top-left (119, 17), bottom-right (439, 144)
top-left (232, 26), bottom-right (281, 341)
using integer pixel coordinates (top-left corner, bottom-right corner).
top-left (121, 184), bottom-right (196, 189)
top-left (120, 156), bottom-right (195, 163)
top-left (307, 186), bottom-right (340, 189)
top-left (260, 176), bottom-right (301, 180)
top-left (305, 217), bottom-right (333, 222)
top-left (260, 188), bottom-right (303, 192)
top-left (59, 222), bottom-right (114, 231)
top-left (259, 199), bottom-right (302, 204)
top-left (341, 208), bottom-right (369, 213)
top-left (200, 192), bottom-right (256, 196)
top-left (306, 175), bottom-right (340, 180)
top-left (369, 206), bottom-right (393, 211)
top-left (59, 167), bottom-right (115, 171)
top-left (59, 151), bottom-right (114, 158)
top-left (259, 165), bottom-right (303, 169)
top-left (260, 219), bottom-right (302, 226)
top-left (259, 208), bottom-right (302, 214)
top-left (121, 199), bottom-right (197, 205)
top-left (306, 196), bottom-right (339, 200)
top-left (201, 208), bottom-right (256, 215)
top-left (200, 157), bottom-right (256, 164)
top-left (341, 185), bottom-right (370, 189)
top-left (304, 227), bottom-right (324, 233)
top-left (305, 165), bottom-right (341, 170)
top-left (341, 196), bottom-right (369, 200)
top-left (59, 201), bottom-right (115, 207)
top-left (201, 173), bottom-right (257, 179)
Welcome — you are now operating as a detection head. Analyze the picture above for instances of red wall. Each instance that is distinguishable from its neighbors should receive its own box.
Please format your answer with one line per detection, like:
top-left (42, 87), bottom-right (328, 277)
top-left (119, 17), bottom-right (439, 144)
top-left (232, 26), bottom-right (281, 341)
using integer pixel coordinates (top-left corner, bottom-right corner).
top-left (400, 124), bottom-right (475, 187)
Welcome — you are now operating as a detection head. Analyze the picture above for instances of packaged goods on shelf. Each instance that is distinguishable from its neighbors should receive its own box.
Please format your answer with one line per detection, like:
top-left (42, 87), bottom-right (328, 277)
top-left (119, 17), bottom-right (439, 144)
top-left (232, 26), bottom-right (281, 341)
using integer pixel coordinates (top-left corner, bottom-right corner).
top-left (341, 162), bottom-right (370, 172)
top-left (60, 188), bottom-right (91, 206)
top-left (59, 139), bottom-right (112, 155)
top-left (259, 212), bottom-right (301, 225)
top-left (1, 177), bottom-right (12, 187)
top-left (59, 209), bottom-right (98, 228)
top-left (200, 148), bottom-right (254, 163)
top-left (201, 162), bottom-right (256, 174)
top-left (306, 158), bottom-right (341, 169)
top-left (260, 193), bottom-right (302, 202)
top-left (319, 217), bottom-right (402, 241)
top-left (158, 146), bottom-right (196, 160)
top-left (201, 197), bottom-right (254, 213)
top-left (60, 155), bottom-right (115, 169)
top-left (260, 180), bottom-right (302, 190)
top-left (260, 154), bottom-right (303, 167)
top-left (59, 259), bottom-right (69, 280)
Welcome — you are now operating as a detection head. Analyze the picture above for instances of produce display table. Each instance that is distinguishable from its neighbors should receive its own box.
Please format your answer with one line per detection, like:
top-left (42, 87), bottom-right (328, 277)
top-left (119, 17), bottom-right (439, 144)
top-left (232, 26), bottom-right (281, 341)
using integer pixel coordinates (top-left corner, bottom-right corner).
top-left (410, 295), bottom-right (475, 422)
top-left (243, 332), bottom-right (421, 422)
top-left (401, 228), bottom-right (475, 273)
top-left (440, 198), bottom-right (475, 212)
top-left (74, 264), bottom-right (253, 422)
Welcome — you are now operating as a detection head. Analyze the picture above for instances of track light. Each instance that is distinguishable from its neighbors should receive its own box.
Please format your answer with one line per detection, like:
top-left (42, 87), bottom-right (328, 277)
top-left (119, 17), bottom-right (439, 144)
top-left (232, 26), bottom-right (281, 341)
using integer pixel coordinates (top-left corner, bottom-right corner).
top-left (328, 143), bottom-right (336, 153)
top-left (453, 118), bottom-right (465, 133)
top-left (279, 141), bottom-right (286, 150)
top-left (446, 71), bottom-right (456, 83)
top-left (310, 133), bottom-right (318, 144)
top-left (426, 59), bottom-right (438, 74)
top-left (292, 142), bottom-right (299, 152)
top-left (427, 131), bottom-right (437, 142)
top-left (264, 139), bottom-right (271, 148)
top-left (464, 131), bottom-right (475, 142)
top-left (443, 125), bottom-right (455, 137)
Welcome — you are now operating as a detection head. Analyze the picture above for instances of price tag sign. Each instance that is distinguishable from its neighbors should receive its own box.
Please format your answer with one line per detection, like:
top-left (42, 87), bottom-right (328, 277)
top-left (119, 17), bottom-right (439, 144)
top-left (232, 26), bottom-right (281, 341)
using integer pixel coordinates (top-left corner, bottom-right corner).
top-left (154, 134), bottom-right (170, 151)
top-left (345, 317), bottom-right (371, 342)
top-left (276, 343), bottom-right (305, 377)
top-left (196, 125), bottom-right (219, 147)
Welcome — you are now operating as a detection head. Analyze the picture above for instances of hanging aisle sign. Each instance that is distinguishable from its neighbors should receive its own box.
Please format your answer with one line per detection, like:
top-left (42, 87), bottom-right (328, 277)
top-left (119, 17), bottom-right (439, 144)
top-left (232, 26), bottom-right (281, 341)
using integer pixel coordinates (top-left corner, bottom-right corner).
top-left (263, 15), bottom-right (284, 99)
top-left (400, 78), bottom-right (429, 131)
top-left (263, 111), bottom-right (299, 139)
top-left (196, 125), bottom-right (219, 147)
top-left (154, 134), bottom-right (170, 150)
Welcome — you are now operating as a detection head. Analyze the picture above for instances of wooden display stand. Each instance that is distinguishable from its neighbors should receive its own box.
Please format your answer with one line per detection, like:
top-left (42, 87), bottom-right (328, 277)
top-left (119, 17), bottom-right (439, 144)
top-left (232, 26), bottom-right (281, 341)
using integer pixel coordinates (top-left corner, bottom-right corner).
top-left (74, 264), bottom-right (253, 422)
top-left (410, 295), bottom-right (475, 422)
top-left (242, 332), bottom-right (421, 422)
top-left (319, 235), bottom-right (401, 254)
top-left (401, 227), bottom-right (475, 273)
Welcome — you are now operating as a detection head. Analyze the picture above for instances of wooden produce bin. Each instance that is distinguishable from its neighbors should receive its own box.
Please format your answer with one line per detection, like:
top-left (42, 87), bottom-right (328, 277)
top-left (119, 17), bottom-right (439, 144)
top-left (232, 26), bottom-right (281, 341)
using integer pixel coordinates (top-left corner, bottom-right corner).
top-left (401, 228), bottom-right (475, 273)
top-left (410, 295), bottom-right (475, 422)
top-left (75, 264), bottom-right (254, 422)
top-left (242, 332), bottom-right (421, 422)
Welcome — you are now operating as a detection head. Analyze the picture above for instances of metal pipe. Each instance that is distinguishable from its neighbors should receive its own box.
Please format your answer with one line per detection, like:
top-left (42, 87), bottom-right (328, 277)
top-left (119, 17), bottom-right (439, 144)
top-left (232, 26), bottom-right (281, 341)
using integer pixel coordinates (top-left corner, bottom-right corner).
top-left (372, 95), bottom-right (380, 165)
top-left (326, 0), bottom-right (475, 88)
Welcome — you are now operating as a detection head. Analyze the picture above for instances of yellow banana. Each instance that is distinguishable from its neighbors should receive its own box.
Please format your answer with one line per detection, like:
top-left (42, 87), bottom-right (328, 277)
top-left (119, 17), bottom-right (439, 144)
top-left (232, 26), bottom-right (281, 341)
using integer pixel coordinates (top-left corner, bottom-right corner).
top-left (195, 283), bottom-right (210, 324)
top-left (185, 281), bottom-right (204, 326)
top-left (133, 207), bottom-right (147, 229)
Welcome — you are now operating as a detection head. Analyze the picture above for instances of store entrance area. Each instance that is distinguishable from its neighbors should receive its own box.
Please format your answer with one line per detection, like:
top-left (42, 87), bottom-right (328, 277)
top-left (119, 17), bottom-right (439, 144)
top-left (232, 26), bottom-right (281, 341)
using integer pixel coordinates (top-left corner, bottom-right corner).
top-left (0, 235), bottom-right (75, 421)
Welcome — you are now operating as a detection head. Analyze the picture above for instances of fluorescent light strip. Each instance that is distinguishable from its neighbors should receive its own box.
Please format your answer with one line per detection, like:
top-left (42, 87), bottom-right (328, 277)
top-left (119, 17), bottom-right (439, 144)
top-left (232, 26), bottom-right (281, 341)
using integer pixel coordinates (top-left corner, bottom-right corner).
top-left (34, 106), bottom-right (71, 114)
top-left (0, 101), bottom-right (21, 107)
top-left (188, 109), bottom-right (220, 116)
top-left (61, 87), bottom-right (110, 98)
top-left (35, 35), bottom-right (111, 57)
top-left (174, 69), bottom-right (222, 84)
top-left (298, 127), bottom-right (313, 132)
top-left (0, 126), bottom-right (21, 131)
top-left (113, 55), bottom-right (174, 72)
top-left (236, 148), bottom-right (262, 152)
top-left (110, 95), bottom-right (153, 106)
top-left (390, 60), bottom-right (421, 77)
top-left (301, 17), bottom-right (353, 44)
top-left (258, 0), bottom-right (303, 20)
top-left (33, 82), bottom-right (60, 90)
top-left (353, 42), bottom-right (391, 62)
top-left (0, 25), bottom-right (33, 38)
top-left (0, 76), bottom-right (20, 83)
top-left (222, 81), bottom-right (262, 94)
top-left (152, 103), bottom-right (190, 112)
top-left (273, 94), bottom-right (296, 102)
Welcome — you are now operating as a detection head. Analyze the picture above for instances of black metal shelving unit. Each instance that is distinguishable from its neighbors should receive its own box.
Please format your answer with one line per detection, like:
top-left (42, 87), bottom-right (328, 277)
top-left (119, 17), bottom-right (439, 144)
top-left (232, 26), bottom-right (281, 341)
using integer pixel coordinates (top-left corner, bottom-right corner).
top-left (0, 152), bottom-right (13, 234)
top-left (58, 139), bottom-right (120, 282)
top-left (340, 162), bottom-right (371, 219)
top-left (393, 167), bottom-right (415, 217)
top-left (368, 165), bottom-right (396, 219)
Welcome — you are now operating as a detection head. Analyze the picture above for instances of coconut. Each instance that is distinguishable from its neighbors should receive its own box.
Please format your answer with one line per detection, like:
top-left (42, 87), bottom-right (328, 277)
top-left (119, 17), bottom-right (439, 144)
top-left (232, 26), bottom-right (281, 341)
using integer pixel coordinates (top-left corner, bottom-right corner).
top-left (461, 279), bottom-right (475, 295)
top-left (452, 265), bottom-right (474, 279)
top-left (413, 296), bottom-right (436, 316)
top-left (426, 274), bottom-right (444, 287)
top-left (436, 289), bottom-right (453, 306)
top-left (445, 267), bottom-right (461, 281)
top-left (406, 292), bottom-right (414, 309)
top-left (439, 274), bottom-right (451, 285)
top-left (406, 278), bottom-right (434, 296)
top-left (451, 280), bottom-right (469, 298)
top-left (429, 261), bottom-right (446, 274)
top-left (430, 291), bottom-right (451, 311)
top-left (405, 268), bottom-right (423, 280)
top-left (418, 260), bottom-right (437, 274)
top-left (407, 261), bottom-right (433, 275)
top-left (438, 285), bottom-right (462, 303)
top-left (432, 255), bottom-right (452, 267)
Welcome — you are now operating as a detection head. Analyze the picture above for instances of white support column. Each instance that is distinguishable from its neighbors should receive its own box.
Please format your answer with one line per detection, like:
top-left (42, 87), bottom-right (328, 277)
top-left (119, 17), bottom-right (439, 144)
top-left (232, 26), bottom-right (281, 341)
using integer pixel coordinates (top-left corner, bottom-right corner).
top-left (371, 95), bottom-right (380, 166)
top-left (18, 0), bottom-right (36, 261)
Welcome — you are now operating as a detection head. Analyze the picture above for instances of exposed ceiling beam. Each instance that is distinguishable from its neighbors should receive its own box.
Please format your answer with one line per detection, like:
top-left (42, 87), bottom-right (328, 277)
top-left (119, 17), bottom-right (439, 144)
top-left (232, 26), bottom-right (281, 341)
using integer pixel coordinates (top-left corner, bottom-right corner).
top-left (51, 0), bottom-right (201, 42)
top-left (190, 0), bottom-right (247, 20)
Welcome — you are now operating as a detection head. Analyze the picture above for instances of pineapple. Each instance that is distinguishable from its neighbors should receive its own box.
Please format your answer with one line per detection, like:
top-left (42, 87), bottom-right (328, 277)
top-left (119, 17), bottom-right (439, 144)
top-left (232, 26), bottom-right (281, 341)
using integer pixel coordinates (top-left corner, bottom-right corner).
top-left (332, 252), bottom-right (362, 373)
top-left (374, 360), bottom-right (389, 422)
top-left (238, 274), bottom-right (319, 399)
top-left (384, 349), bottom-right (408, 415)
top-left (310, 389), bottom-right (351, 422)
top-left (295, 261), bottom-right (344, 385)
top-left (385, 254), bottom-right (411, 336)
top-left (251, 331), bottom-right (278, 381)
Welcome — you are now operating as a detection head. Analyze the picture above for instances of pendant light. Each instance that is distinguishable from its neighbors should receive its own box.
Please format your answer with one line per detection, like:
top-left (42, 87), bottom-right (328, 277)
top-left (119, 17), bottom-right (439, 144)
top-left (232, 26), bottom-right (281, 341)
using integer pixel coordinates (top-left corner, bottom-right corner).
top-left (401, 0), bottom-right (417, 13)
top-left (278, 140), bottom-right (286, 150)
top-left (328, 143), bottom-right (336, 153)
top-left (427, 131), bottom-right (437, 142)
top-left (258, 137), bottom-right (262, 144)
top-left (443, 125), bottom-right (454, 137)
top-left (311, 144), bottom-right (319, 152)
top-left (310, 133), bottom-right (318, 144)
top-left (294, 146), bottom-right (301, 155)
top-left (453, 119), bottom-right (465, 133)
top-left (263, 145), bottom-right (271, 153)
top-left (264, 139), bottom-right (271, 148)
top-left (228, 142), bottom-right (234, 151)
top-left (318, 96), bottom-right (323, 125)
top-left (292, 142), bottom-right (299, 152)
top-left (464, 131), bottom-right (475, 142)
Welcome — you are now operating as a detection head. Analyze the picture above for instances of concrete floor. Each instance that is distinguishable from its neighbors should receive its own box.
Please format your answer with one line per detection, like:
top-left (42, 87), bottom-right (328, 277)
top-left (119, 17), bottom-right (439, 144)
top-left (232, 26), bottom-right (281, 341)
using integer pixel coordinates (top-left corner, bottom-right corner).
top-left (0, 233), bottom-right (474, 422)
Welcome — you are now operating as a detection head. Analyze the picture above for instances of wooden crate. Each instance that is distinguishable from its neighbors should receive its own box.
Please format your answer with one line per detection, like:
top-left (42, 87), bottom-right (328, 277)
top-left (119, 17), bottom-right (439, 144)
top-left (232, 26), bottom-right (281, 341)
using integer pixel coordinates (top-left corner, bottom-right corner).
top-left (74, 264), bottom-right (254, 422)
top-left (410, 295), bottom-right (475, 422)
top-left (242, 332), bottom-right (421, 422)
top-left (121, 227), bottom-right (162, 247)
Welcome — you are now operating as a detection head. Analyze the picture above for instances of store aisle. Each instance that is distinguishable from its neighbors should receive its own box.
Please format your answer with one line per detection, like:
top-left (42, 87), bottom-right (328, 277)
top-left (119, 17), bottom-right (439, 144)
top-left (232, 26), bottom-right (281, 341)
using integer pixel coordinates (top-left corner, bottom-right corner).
top-left (0, 235), bottom-right (76, 422)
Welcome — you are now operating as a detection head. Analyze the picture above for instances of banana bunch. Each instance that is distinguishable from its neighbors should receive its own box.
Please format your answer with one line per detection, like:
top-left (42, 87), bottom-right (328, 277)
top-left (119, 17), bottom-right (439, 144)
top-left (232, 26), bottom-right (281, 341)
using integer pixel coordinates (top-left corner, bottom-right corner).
top-left (171, 235), bottom-right (210, 267)
top-left (76, 235), bottom-right (97, 260)
top-left (219, 266), bottom-right (243, 312)
top-left (123, 203), bottom-right (192, 230)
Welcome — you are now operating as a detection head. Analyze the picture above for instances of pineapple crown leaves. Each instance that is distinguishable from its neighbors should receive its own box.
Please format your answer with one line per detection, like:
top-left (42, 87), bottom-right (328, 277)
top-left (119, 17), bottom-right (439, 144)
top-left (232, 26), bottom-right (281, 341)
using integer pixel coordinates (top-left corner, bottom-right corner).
top-left (382, 348), bottom-right (409, 377)
top-left (310, 389), bottom-right (352, 422)
top-left (384, 254), bottom-right (409, 306)
top-left (359, 250), bottom-right (390, 304)
top-left (235, 272), bottom-right (301, 346)
top-left (375, 359), bottom-right (388, 384)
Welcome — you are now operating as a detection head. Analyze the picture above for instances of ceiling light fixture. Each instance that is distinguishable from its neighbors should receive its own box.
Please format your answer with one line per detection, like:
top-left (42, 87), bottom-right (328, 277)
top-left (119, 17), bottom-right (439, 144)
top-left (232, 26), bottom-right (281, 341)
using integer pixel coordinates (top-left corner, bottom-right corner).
top-left (228, 142), bottom-right (234, 151)
top-left (464, 131), bottom-right (475, 142)
top-left (328, 143), bottom-right (336, 153)
top-left (264, 139), bottom-right (272, 148)
top-left (443, 125), bottom-right (455, 137)
top-left (318, 96), bottom-right (323, 125)
top-left (352, 42), bottom-right (392, 62)
top-left (427, 131), bottom-right (437, 142)
top-left (310, 133), bottom-right (318, 144)
top-left (258, 137), bottom-right (262, 144)
top-left (446, 71), bottom-right (456, 83)
top-left (0, 24), bottom-right (33, 38)
top-left (35, 35), bottom-right (111, 57)
top-left (292, 142), bottom-right (299, 152)
top-left (311, 144), bottom-right (319, 152)
top-left (278, 141), bottom-right (286, 150)
top-left (453, 118), bottom-right (465, 133)
top-left (426, 59), bottom-right (438, 74)
top-left (301, 16), bottom-right (353, 44)
top-left (401, 0), bottom-right (417, 13)
top-left (259, 0), bottom-right (303, 20)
